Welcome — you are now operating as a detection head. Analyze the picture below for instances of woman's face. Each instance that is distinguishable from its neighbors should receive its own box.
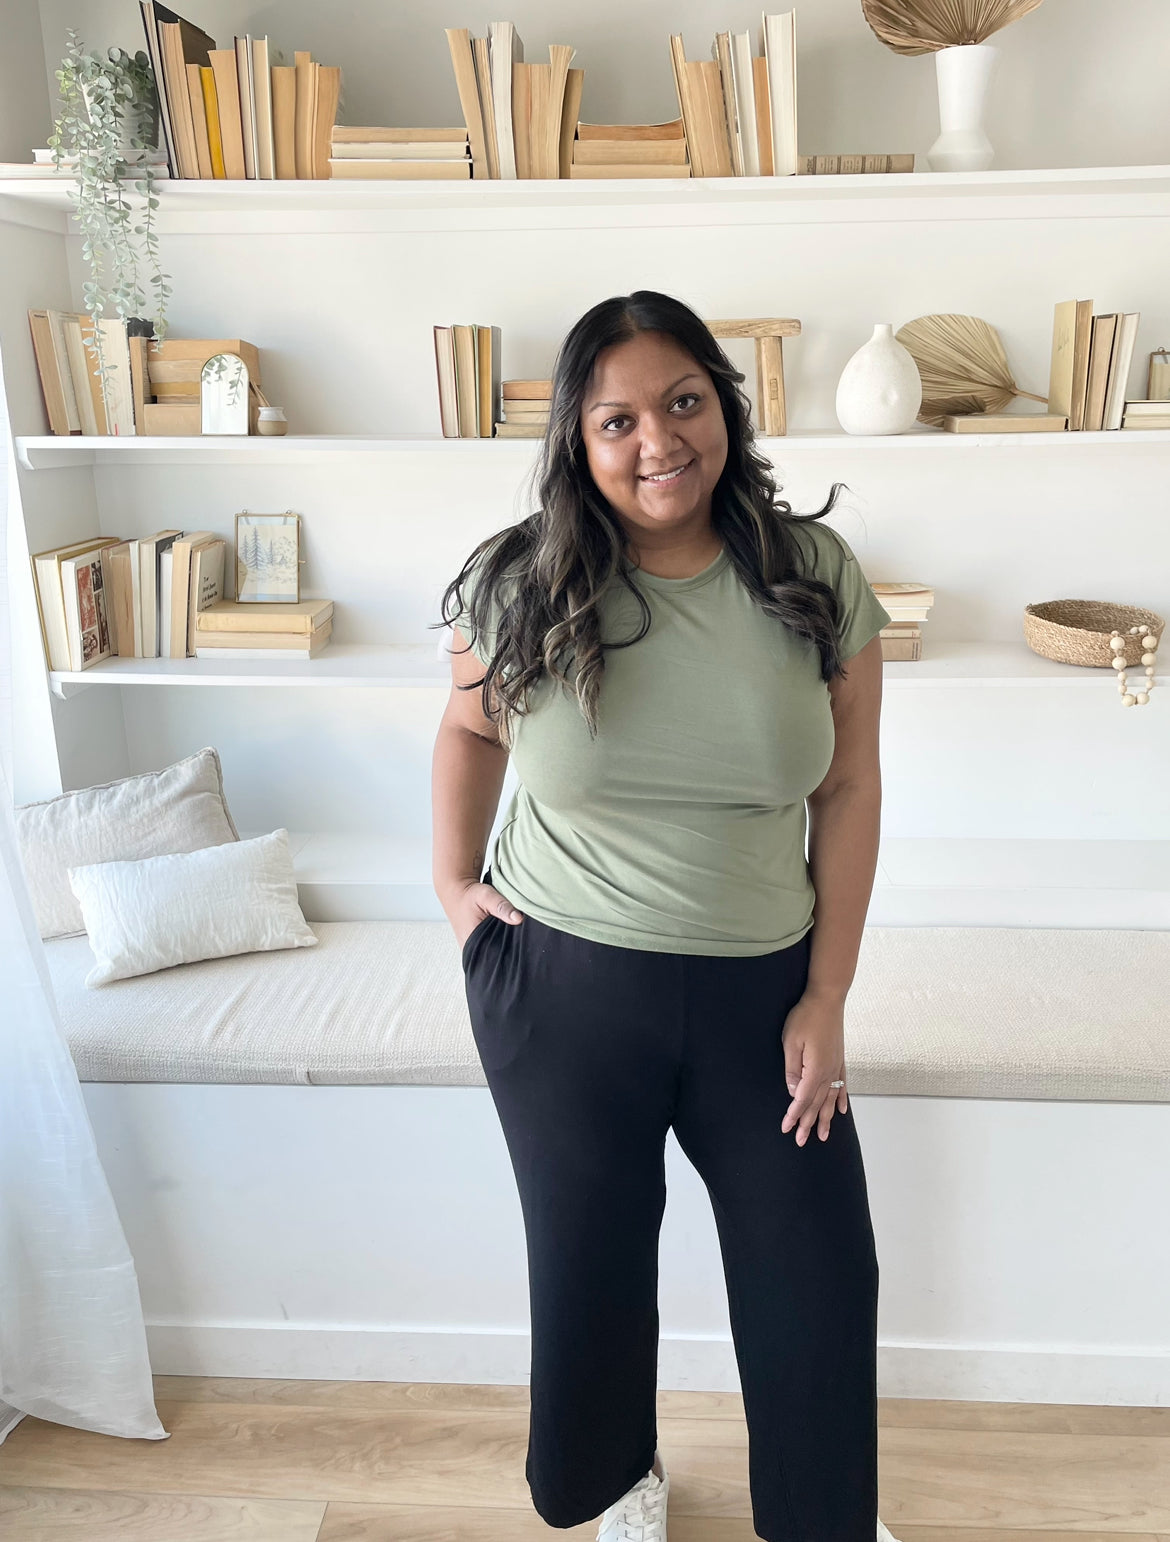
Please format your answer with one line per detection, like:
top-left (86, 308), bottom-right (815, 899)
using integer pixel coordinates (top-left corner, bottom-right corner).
top-left (578, 330), bottom-right (729, 547)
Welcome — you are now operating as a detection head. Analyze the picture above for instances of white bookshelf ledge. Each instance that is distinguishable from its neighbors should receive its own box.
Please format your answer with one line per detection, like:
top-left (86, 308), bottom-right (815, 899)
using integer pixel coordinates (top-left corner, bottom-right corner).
top-left (3, 163), bottom-right (1170, 235)
top-left (15, 427), bottom-right (1170, 469)
top-left (45, 639), bottom-right (1168, 699)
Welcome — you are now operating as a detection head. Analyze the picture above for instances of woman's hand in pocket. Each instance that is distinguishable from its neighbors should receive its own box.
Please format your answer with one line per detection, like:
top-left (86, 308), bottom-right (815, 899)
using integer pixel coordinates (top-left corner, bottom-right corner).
top-left (456, 882), bottom-right (525, 950)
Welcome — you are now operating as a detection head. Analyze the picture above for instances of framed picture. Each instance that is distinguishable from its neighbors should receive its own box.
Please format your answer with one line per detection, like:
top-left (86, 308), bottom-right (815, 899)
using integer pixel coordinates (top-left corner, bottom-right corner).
top-left (235, 511), bottom-right (302, 603)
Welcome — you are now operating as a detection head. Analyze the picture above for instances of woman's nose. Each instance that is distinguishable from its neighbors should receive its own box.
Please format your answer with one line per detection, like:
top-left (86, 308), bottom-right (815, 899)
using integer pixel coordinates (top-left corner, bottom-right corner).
top-left (637, 411), bottom-right (683, 457)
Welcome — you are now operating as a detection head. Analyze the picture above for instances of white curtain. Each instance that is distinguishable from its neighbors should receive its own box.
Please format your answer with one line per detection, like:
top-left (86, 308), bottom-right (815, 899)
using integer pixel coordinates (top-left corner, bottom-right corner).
top-left (0, 345), bottom-right (167, 1445)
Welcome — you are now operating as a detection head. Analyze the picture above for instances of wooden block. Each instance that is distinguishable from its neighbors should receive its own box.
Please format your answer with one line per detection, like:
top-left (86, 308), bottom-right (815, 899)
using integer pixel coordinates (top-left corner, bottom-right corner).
top-left (704, 318), bottom-right (800, 436)
top-left (147, 338), bottom-right (262, 383)
top-left (142, 402), bottom-right (202, 435)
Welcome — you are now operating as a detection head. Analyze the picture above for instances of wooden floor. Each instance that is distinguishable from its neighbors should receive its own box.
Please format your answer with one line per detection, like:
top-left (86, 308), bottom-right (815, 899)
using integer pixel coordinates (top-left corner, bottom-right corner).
top-left (0, 1378), bottom-right (1167, 1539)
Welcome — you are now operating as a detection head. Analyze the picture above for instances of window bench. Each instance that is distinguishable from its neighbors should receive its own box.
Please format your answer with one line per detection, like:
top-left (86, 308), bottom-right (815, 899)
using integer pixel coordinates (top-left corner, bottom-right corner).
top-left (45, 922), bottom-right (1169, 1099)
top-left (46, 922), bottom-right (1170, 1408)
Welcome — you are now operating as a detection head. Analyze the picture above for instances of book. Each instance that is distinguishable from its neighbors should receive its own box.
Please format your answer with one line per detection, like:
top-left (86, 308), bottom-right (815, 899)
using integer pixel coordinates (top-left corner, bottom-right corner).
top-left (28, 309), bottom-right (78, 434)
top-left (328, 159), bottom-right (470, 179)
top-left (236, 35), bottom-right (258, 178)
top-left (99, 539), bottom-right (136, 656)
top-left (433, 326), bottom-right (458, 435)
top-left (477, 324), bottom-right (502, 438)
top-left (471, 64), bottom-right (499, 178)
top-left (75, 313), bottom-right (109, 434)
top-left (502, 379), bottom-right (552, 398)
top-left (194, 619), bottom-right (332, 658)
top-left (761, 11), bottom-right (797, 177)
top-left (139, 529), bottom-right (183, 656)
top-left (452, 324), bottom-right (479, 436)
top-left (208, 48), bottom-right (246, 177)
top-left (445, 28), bottom-right (491, 179)
top-left (30, 537), bottom-right (122, 670)
top-left (184, 61), bottom-right (213, 176)
top-left (61, 314), bottom-right (98, 435)
top-left (252, 35), bottom-right (275, 179)
top-left (1102, 312), bottom-right (1140, 431)
top-left (196, 598), bottom-right (333, 633)
top-left (1048, 299), bottom-right (1094, 432)
top-left (186, 539), bottom-right (227, 653)
top-left (796, 154), bottom-right (914, 173)
top-left (294, 50), bottom-right (316, 178)
top-left (167, 529), bottom-right (218, 656)
top-left (157, 13), bottom-right (215, 177)
top-left (313, 65), bottom-right (342, 179)
top-left (569, 162), bottom-right (692, 179)
top-left (941, 413), bottom-right (1068, 433)
top-left (669, 36), bottom-right (732, 177)
top-left (271, 64), bottom-right (296, 177)
top-left (489, 21), bottom-right (524, 180)
top-left (1083, 313), bottom-right (1118, 432)
top-left (198, 64), bottom-right (227, 177)
top-left (330, 135), bottom-right (469, 159)
top-left (60, 547), bottom-right (114, 671)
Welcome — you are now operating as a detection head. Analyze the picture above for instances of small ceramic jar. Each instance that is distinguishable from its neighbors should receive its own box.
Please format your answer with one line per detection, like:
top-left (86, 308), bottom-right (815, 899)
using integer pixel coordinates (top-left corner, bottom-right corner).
top-left (256, 406), bottom-right (288, 436)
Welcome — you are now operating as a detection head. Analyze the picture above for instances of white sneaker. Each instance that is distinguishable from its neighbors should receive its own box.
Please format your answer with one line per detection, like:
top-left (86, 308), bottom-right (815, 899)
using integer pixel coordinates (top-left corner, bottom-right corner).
top-left (877, 1518), bottom-right (902, 1542)
top-left (596, 1454), bottom-right (669, 1541)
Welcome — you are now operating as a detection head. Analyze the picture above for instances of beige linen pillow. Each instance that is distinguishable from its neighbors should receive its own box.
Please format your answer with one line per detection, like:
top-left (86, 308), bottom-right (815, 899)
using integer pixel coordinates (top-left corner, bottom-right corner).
top-left (15, 747), bottom-right (239, 940)
top-left (66, 828), bottom-right (318, 987)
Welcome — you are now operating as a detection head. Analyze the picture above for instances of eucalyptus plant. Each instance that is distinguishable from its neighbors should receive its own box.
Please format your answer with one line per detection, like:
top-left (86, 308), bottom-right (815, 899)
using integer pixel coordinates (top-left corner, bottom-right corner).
top-left (47, 27), bottom-right (173, 392)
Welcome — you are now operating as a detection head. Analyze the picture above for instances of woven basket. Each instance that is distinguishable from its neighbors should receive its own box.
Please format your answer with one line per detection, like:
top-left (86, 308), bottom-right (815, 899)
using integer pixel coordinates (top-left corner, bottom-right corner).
top-left (1023, 600), bottom-right (1165, 667)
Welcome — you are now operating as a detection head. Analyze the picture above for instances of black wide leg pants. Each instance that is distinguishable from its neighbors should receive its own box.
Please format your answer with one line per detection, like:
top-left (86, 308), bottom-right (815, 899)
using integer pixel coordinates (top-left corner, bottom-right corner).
top-left (461, 871), bottom-right (880, 1542)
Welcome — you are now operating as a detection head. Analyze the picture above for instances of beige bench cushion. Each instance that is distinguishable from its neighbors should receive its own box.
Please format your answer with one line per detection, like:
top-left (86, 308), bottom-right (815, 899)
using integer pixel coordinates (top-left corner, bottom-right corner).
top-left (44, 922), bottom-right (1170, 1100)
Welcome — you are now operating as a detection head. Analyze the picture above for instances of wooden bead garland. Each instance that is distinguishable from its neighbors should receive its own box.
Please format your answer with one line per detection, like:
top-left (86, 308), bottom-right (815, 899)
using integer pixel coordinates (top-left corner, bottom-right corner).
top-left (1111, 625), bottom-right (1159, 706)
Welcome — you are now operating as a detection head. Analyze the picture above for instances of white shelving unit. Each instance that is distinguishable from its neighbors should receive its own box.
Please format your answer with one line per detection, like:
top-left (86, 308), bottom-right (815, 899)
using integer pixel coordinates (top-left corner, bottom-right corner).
top-left (6, 163), bottom-right (1170, 923)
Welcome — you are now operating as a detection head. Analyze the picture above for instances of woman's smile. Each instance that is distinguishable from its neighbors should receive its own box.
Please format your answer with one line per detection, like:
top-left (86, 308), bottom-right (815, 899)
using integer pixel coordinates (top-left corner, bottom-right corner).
top-left (638, 457), bottom-right (696, 485)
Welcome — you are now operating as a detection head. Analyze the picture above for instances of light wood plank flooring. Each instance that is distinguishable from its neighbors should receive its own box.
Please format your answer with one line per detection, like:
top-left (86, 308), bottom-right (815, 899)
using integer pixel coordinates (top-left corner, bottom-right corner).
top-left (0, 1378), bottom-right (1166, 1539)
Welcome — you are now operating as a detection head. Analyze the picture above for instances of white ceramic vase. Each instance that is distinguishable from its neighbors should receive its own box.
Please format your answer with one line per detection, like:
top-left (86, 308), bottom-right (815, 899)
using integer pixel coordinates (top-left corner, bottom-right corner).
top-left (835, 323), bottom-right (923, 436)
top-left (926, 43), bottom-right (998, 173)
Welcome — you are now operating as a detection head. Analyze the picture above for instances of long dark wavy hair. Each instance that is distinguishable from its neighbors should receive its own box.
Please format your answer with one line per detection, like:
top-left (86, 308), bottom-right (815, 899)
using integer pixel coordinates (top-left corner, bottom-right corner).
top-left (438, 288), bottom-right (858, 748)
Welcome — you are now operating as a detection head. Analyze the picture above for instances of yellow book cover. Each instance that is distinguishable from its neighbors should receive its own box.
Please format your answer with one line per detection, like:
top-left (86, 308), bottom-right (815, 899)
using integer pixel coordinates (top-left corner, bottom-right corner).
top-left (199, 65), bottom-right (226, 177)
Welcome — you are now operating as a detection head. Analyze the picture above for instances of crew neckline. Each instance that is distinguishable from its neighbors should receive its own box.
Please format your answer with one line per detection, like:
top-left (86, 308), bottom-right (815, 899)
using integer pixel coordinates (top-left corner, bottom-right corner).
top-left (629, 546), bottom-right (731, 592)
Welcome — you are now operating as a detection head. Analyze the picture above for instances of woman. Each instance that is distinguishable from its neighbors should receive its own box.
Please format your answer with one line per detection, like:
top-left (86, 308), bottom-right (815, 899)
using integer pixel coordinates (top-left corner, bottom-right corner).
top-left (432, 289), bottom-right (897, 1542)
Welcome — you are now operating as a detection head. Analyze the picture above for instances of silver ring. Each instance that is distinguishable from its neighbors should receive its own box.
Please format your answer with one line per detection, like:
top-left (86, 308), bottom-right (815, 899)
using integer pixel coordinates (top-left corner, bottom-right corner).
top-left (829, 1079), bottom-right (845, 1088)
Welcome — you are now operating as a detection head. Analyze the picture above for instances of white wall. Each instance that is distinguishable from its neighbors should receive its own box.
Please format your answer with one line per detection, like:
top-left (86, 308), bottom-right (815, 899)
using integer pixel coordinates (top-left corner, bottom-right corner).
top-left (24, 0), bottom-right (1170, 173)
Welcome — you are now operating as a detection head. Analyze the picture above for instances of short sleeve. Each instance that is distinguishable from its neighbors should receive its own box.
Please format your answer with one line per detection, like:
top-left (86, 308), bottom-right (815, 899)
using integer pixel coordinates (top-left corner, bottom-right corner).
top-left (792, 521), bottom-right (892, 661)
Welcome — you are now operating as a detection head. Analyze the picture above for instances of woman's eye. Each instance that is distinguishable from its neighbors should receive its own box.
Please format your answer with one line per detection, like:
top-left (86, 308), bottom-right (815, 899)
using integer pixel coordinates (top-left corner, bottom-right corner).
top-left (600, 394), bottom-right (700, 432)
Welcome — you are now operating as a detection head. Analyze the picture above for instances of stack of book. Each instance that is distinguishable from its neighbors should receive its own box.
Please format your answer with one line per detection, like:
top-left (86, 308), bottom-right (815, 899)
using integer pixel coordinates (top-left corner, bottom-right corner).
top-left (569, 119), bottom-right (690, 179)
top-left (138, 3), bottom-right (340, 179)
top-left (328, 126), bottom-right (470, 179)
top-left (1046, 299), bottom-right (1145, 433)
top-left (872, 583), bottom-right (934, 662)
top-left (28, 310), bottom-right (154, 436)
top-left (433, 323), bottom-right (502, 436)
top-left (1121, 400), bottom-right (1170, 430)
top-left (669, 13), bottom-right (794, 177)
top-left (446, 25), bottom-right (582, 179)
top-left (495, 381), bottom-right (552, 437)
top-left (194, 599), bottom-right (334, 658)
top-left (31, 529), bottom-right (228, 670)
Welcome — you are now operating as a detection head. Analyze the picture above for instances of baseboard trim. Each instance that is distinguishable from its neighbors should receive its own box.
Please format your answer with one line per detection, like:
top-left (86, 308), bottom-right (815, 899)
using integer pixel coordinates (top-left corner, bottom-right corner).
top-left (144, 1324), bottom-right (1169, 1406)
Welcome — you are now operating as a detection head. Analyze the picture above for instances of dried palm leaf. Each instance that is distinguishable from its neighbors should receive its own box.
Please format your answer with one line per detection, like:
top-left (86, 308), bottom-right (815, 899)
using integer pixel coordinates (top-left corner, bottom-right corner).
top-left (861, 0), bottom-right (1045, 56)
top-left (894, 313), bottom-right (1047, 426)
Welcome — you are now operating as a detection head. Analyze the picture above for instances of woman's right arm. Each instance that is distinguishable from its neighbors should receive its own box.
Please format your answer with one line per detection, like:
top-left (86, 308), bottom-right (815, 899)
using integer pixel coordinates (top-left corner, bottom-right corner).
top-left (432, 625), bottom-right (525, 942)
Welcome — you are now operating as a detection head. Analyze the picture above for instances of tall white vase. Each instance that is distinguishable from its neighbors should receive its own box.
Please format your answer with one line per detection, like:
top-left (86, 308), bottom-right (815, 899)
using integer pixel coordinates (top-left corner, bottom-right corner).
top-left (926, 43), bottom-right (998, 173)
top-left (835, 323), bottom-right (922, 436)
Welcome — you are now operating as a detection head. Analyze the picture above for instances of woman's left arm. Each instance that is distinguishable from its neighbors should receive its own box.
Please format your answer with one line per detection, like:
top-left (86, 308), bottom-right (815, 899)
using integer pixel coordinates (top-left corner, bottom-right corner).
top-left (781, 632), bottom-right (884, 1143)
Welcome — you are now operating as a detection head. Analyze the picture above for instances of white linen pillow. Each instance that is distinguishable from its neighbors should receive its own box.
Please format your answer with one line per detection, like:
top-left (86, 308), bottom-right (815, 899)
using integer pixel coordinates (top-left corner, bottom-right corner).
top-left (16, 747), bottom-right (239, 940)
top-left (66, 828), bottom-right (317, 987)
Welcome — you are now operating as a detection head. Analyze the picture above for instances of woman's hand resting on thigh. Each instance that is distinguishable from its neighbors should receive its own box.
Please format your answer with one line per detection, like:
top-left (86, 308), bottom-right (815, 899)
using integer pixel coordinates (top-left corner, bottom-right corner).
top-left (779, 994), bottom-right (848, 1146)
top-left (456, 881), bottom-right (525, 950)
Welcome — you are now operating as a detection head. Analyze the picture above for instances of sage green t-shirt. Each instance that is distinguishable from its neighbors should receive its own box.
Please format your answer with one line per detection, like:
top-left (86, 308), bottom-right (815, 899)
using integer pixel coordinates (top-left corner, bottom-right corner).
top-left (451, 519), bottom-right (892, 956)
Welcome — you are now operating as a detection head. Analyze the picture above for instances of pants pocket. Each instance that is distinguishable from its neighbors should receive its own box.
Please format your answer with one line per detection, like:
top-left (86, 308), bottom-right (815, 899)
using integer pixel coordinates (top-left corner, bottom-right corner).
top-left (460, 911), bottom-right (496, 970)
